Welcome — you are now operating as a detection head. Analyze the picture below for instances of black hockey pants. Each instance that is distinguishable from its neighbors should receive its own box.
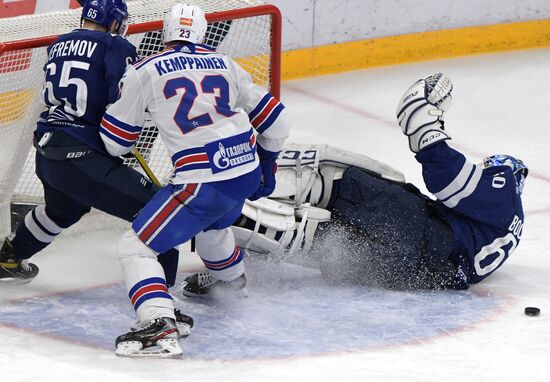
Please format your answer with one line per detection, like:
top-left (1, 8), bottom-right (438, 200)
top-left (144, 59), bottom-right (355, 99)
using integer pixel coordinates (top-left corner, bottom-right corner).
top-left (314, 166), bottom-right (459, 290)
top-left (11, 131), bottom-right (179, 285)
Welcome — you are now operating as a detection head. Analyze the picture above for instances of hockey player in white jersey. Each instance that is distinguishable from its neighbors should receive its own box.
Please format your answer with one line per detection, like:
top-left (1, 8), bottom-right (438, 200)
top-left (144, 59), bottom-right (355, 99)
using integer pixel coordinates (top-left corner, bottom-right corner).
top-left (99, 4), bottom-right (290, 357)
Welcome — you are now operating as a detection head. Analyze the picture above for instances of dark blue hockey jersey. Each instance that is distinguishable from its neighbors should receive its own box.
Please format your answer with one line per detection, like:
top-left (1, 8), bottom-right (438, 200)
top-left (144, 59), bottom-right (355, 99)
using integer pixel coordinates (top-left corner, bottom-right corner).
top-left (37, 29), bottom-right (136, 153)
top-left (416, 142), bottom-right (524, 285)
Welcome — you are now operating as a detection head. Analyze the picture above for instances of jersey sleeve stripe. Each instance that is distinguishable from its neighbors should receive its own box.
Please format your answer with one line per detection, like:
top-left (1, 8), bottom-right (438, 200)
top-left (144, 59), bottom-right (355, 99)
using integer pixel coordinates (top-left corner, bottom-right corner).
top-left (102, 113), bottom-right (141, 133)
top-left (171, 146), bottom-right (206, 163)
top-left (175, 163), bottom-right (212, 172)
top-left (100, 118), bottom-right (140, 142)
top-left (250, 98), bottom-right (279, 127)
top-left (441, 165), bottom-right (483, 208)
top-left (100, 128), bottom-right (134, 148)
top-left (174, 153), bottom-right (210, 171)
top-left (255, 103), bottom-right (285, 134)
top-left (248, 93), bottom-right (273, 121)
top-left (433, 158), bottom-right (472, 200)
top-left (437, 165), bottom-right (476, 203)
top-left (172, 148), bottom-right (211, 173)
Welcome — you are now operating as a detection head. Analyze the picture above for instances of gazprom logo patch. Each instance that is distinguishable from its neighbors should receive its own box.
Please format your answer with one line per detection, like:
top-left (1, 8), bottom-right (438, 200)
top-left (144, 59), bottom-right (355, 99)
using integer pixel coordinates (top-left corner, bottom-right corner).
top-left (214, 142), bottom-right (230, 170)
top-left (212, 142), bottom-right (254, 171)
top-left (205, 131), bottom-right (256, 174)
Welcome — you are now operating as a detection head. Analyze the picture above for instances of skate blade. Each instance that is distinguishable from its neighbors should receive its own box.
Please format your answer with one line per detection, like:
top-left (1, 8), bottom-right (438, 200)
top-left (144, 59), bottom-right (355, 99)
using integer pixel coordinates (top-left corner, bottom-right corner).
top-left (180, 286), bottom-right (249, 299)
top-left (236, 287), bottom-right (249, 299)
top-left (0, 277), bottom-right (35, 286)
top-left (115, 339), bottom-right (183, 358)
top-left (179, 281), bottom-right (213, 298)
top-left (181, 290), bottom-right (211, 298)
top-left (213, 286), bottom-right (249, 299)
top-left (176, 322), bottom-right (192, 338)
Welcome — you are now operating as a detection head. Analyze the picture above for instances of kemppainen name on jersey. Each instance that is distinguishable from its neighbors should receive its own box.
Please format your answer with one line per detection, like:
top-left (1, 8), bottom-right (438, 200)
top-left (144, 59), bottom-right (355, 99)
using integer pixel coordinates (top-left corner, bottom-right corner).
top-left (154, 56), bottom-right (228, 76)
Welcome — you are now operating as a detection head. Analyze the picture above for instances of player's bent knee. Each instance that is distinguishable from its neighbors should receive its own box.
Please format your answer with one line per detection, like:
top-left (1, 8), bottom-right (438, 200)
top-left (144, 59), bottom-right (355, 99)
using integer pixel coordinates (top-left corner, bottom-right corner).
top-left (118, 229), bottom-right (158, 261)
top-left (195, 228), bottom-right (233, 257)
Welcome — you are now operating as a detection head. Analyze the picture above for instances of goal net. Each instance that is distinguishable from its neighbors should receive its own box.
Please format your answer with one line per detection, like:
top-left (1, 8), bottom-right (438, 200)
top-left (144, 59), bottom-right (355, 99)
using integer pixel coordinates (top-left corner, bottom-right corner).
top-left (0, 0), bottom-right (281, 236)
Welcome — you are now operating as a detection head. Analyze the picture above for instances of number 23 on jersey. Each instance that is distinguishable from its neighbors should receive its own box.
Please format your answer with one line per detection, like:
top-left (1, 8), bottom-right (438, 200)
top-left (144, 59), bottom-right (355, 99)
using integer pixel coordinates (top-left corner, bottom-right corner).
top-left (163, 74), bottom-right (236, 134)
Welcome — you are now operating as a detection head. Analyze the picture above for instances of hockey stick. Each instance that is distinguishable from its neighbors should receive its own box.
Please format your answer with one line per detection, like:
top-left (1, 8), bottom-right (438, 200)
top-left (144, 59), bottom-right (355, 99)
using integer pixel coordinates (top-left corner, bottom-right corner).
top-left (132, 146), bottom-right (161, 187)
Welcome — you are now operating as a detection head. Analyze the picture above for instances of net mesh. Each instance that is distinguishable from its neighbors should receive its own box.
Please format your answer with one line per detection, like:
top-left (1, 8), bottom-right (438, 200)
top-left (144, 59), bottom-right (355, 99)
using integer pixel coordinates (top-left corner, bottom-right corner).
top-left (0, 0), bottom-right (277, 205)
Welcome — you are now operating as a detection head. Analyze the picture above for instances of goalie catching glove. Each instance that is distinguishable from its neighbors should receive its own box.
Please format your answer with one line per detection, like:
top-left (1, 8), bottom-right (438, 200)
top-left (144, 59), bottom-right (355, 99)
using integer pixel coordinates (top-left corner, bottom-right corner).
top-left (396, 73), bottom-right (453, 153)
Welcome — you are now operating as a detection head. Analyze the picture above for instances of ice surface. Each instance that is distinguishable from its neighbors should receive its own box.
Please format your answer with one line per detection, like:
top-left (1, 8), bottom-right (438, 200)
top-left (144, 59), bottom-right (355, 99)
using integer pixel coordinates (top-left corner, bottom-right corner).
top-left (1, 49), bottom-right (550, 381)
top-left (0, 260), bottom-right (502, 359)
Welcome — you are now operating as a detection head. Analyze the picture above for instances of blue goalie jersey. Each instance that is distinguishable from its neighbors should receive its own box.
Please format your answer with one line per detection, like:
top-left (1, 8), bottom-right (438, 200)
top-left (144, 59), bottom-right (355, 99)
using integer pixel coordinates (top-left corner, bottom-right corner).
top-left (416, 142), bottom-right (525, 285)
top-left (37, 29), bottom-right (136, 153)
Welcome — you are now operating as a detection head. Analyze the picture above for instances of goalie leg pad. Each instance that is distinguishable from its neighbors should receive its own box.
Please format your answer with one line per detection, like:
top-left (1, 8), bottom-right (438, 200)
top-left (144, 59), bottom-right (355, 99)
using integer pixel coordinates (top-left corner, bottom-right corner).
top-left (232, 198), bottom-right (331, 257)
top-left (232, 198), bottom-right (297, 255)
top-left (273, 144), bottom-right (405, 209)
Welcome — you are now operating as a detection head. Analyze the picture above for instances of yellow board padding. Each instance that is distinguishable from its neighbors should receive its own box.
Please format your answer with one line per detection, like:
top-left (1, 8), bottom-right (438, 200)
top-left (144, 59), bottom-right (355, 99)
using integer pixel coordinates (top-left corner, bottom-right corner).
top-left (282, 19), bottom-right (550, 80)
top-left (235, 54), bottom-right (270, 89)
top-left (0, 89), bottom-right (35, 124)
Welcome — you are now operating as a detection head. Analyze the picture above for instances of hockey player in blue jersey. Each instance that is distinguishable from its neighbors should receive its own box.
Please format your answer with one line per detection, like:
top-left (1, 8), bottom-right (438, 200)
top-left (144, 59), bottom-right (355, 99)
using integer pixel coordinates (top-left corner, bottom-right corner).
top-left (0, 0), bottom-right (189, 319)
top-left (311, 73), bottom-right (526, 289)
top-left (184, 73), bottom-right (527, 292)
top-left (385, 72), bottom-right (527, 288)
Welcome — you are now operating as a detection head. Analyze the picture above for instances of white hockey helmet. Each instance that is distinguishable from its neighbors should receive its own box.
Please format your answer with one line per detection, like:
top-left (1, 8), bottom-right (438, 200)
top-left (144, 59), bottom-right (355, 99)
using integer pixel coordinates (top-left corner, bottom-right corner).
top-left (163, 3), bottom-right (207, 45)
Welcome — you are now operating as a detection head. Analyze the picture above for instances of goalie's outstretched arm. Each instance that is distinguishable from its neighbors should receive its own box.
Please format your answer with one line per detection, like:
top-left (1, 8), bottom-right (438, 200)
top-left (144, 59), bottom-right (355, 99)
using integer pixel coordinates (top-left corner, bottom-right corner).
top-left (396, 73), bottom-right (526, 226)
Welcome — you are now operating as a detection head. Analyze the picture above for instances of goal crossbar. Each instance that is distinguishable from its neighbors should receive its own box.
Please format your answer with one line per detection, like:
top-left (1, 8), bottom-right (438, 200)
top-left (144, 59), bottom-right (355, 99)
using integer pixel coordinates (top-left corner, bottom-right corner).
top-left (0, 5), bottom-right (282, 97)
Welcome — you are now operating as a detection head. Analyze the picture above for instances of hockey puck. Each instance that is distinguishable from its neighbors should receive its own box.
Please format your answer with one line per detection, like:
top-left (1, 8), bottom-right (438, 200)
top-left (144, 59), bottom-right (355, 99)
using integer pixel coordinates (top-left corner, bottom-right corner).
top-left (524, 307), bottom-right (540, 316)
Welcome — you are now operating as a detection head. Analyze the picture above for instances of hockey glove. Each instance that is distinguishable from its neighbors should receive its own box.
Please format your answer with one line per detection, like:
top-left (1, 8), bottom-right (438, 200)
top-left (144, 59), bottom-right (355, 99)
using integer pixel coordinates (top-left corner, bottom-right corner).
top-left (249, 145), bottom-right (279, 201)
top-left (396, 73), bottom-right (453, 153)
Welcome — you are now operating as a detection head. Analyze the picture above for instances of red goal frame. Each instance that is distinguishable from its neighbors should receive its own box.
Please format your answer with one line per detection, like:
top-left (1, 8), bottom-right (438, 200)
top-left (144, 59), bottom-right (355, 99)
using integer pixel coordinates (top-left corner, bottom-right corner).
top-left (0, 4), bottom-right (282, 98)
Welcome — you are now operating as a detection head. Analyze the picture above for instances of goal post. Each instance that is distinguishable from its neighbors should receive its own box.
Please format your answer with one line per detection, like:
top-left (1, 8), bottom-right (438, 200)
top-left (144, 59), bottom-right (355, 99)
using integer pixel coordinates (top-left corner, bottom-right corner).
top-left (0, 0), bottom-right (282, 237)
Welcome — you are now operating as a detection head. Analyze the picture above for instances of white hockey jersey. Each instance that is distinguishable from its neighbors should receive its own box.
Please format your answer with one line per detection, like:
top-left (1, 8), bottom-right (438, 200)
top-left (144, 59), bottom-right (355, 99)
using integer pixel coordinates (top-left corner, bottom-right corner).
top-left (100, 44), bottom-right (290, 184)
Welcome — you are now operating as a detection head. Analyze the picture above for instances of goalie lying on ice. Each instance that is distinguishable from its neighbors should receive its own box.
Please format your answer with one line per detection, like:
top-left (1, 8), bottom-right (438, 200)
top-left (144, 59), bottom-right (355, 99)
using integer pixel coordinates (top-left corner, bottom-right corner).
top-left (188, 73), bottom-right (528, 291)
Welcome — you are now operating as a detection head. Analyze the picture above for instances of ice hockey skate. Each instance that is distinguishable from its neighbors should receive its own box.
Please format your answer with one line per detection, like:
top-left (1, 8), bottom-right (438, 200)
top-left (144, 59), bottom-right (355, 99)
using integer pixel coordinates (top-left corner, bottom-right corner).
top-left (181, 272), bottom-right (248, 298)
top-left (115, 317), bottom-right (182, 358)
top-left (0, 238), bottom-right (39, 285)
top-left (130, 309), bottom-right (194, 338)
